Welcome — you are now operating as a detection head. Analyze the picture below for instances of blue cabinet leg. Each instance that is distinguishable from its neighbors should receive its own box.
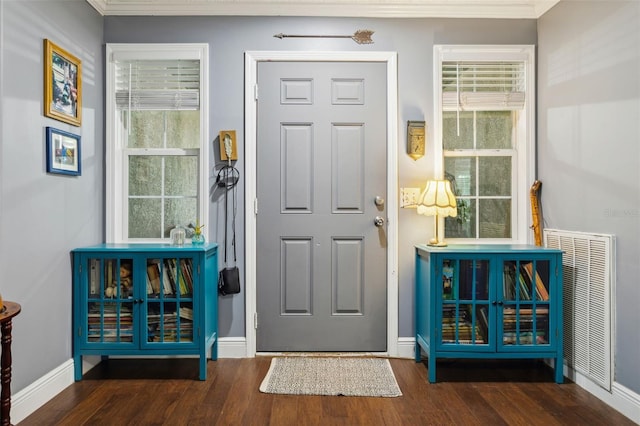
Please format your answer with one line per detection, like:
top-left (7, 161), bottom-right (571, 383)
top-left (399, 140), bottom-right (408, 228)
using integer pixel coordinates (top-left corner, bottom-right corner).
top-left (74, 355), bottom-right (82, 381)
top-left (555, 356), bottom-right (564, 383)
top-left (428, 355), bottom-right (436, 383)
top-left (199, 355), bottom-right (207, 381)
top-left (211, 334), bottom-right (218, 361)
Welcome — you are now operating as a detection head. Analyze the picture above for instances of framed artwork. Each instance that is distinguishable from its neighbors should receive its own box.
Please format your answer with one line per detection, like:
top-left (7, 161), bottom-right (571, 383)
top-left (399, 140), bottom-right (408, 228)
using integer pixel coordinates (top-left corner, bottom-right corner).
top-left (46, 127), bottom-right (81, 176)
top-left (44, 39), bottom-right (82, 126)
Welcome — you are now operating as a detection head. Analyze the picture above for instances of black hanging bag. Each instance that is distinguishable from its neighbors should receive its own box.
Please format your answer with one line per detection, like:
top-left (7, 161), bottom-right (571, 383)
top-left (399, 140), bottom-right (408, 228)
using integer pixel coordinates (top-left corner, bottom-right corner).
top-left (218, 165), bottom-right (241, 295)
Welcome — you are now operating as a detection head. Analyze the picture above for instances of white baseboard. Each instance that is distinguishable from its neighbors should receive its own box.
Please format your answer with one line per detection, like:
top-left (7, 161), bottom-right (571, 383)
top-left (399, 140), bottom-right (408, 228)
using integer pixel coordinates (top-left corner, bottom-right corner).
top-left (11, 337), bottom-right (639, 425)
top-left (566, 366), bottom-right (640, 424)
top-left (12, 359), bottom-right (75, 425)
top-left (217, 336), bottom-right (248, 358)
top-left (396, 337), bottom-right (417, 359)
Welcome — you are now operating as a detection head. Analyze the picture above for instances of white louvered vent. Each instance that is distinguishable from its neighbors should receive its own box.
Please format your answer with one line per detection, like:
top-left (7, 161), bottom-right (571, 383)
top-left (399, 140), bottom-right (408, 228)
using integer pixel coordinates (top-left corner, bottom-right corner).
top-left (544, 229), bottom-right (614, 391)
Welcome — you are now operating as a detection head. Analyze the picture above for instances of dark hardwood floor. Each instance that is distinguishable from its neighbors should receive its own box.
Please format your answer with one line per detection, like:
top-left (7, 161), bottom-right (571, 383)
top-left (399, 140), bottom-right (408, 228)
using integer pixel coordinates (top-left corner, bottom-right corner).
top-left (19, 356), bottom-right (634, 425)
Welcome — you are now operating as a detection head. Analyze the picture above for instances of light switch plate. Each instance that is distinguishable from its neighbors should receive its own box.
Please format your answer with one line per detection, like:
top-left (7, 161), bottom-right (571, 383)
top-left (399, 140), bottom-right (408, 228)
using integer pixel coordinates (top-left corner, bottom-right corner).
top-left (400, 187), bottom-right (421, 208)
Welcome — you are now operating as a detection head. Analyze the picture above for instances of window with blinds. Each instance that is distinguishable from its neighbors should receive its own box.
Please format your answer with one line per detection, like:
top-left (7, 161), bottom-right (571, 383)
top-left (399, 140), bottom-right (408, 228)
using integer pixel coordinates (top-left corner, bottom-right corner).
top-left (115, 59), bottom-right (201, 111)
top-left (442, 62), bottom-right (526, 111)
top-left (106, 44), bottom-right (209, 243)
top-left (434, 46), bottom-right (535, 244)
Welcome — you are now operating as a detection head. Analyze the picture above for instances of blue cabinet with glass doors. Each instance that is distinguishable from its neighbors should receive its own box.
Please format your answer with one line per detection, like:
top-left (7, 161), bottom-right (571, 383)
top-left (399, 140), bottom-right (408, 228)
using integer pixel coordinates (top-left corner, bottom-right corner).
top-left (415, 244), bottom-right (563, 383)
top-left (72, 243), bottom-right (218, 381)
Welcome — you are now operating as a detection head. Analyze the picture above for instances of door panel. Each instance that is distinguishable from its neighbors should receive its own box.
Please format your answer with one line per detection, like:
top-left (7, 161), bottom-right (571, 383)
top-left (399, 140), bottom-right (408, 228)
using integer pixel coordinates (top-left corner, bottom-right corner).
top-left (256, 61), bottom-right (387, 351)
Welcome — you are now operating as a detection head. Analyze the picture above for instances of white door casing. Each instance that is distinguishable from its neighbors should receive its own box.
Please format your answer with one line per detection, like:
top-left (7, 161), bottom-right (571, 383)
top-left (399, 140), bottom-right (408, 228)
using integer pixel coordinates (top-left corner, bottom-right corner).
top-left (244, 51), bottom-right (398, 356)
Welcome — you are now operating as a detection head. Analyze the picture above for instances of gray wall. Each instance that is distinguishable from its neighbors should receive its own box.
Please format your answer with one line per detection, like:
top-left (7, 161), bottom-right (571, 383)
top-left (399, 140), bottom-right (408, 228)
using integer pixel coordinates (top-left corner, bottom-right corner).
top-left (538, 1), bottom-right (640, 393)
top-left (19, 1), bottom-right (636, 400)
top-left (104, 16), bottom-right (537, 339)
top-left (0, 1), bottom-right (103, 392)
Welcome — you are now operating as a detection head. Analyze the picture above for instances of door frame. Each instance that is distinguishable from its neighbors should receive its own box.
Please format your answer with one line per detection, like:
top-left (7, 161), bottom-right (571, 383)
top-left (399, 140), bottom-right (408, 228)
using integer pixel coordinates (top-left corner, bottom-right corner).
top-left (244, 51), bottom-right (399, 357)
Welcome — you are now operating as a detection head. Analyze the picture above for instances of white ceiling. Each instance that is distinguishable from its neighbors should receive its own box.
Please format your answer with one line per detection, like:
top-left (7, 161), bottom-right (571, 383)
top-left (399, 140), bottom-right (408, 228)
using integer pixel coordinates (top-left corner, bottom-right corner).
top-left (87, 0), bottom-right (561, 19)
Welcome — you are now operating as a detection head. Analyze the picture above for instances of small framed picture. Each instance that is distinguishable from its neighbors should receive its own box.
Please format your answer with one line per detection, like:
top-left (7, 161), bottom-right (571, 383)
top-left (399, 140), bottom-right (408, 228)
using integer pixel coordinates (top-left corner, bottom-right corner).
top-left (46, 127), bottom-right (81, 176)
top-left (44, 39), bottom-right (82, 127)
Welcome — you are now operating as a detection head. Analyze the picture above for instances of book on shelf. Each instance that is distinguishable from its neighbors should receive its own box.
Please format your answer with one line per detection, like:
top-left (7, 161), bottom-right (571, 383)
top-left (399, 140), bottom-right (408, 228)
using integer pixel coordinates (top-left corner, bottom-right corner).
top-left (146, 261), bottom-right (161, 294)
top-left (163, 258), bottom-right (191, 295)
top-left (503, 264), bottom-right (516, 300)
top-left (180, 259), bottom-right (193, 293)
top-left (503, 330), bottom-right (547, 345)
top-left (459, 260), bottom-right (489, 300)
top-left (442, 261), bottom-right (455, 300)
top-left (161, 263), bottom-right (174, 295)
top-left (440, 304), bottom-right (486, 344)
top-left (517, 269), bottom-right (532, 300)
top-left (106, 261), bottom-right (114, 294)
top-left (89, 259), bottom-right (99, 295)
top-left (503, 306), bottom-right (549, 315)
top-left (180, 306), bottom-right (194, 320)
top-left (504, 263), bottom-right (544, 301)
top-left (477, 306), bottom-right (489, 342)
top-left (163, 259), bottom-right (177, 294)
top-left (522, 262), bottom-right (550, 301)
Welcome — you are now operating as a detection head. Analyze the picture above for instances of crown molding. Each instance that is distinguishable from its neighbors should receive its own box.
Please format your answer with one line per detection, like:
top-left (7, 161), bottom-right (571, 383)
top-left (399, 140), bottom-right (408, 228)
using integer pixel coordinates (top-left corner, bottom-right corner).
top-left (87, 0), bottom-right (560, 19)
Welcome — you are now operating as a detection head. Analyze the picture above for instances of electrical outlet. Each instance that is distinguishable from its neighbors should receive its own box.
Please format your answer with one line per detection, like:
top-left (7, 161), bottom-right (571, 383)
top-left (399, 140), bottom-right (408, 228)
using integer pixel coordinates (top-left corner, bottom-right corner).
top-left (400, 187), bottom-right (421, 208)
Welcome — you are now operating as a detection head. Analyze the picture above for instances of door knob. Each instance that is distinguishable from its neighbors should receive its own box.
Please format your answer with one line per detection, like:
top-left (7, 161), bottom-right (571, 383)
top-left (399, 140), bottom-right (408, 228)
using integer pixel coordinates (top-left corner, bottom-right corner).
top-left (374, 196), bottom-right (385, 207)
top-left (374, 216), bottom-right (385, 227)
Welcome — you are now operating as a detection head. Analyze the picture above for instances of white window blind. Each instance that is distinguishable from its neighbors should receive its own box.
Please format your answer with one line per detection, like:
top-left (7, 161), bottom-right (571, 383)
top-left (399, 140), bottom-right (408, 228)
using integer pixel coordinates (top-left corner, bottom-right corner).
top-left (115, 59), bottom-right (200, 110)
top-left (442, 62), bottom-right (525, 111)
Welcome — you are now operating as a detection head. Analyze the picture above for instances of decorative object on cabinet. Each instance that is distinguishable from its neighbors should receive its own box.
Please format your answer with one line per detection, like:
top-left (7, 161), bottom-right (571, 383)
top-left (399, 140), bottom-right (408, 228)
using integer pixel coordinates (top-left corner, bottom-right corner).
top-left (44, 39), bottom-right (82, 126)
top-left (416, 180), bottom-right (457, 246)
top-left (191, 220), bottom-right (205, 245)
top-left (414, 244), bottom-right (563, 383)
top-left (72, 243), bottom-right (218, 381)
top-left (170, 225), bottom-right (186, 246)
top-left (45, 127), bottom-right (81, 176)
top-left (407, 120), bottom-right (426, 160)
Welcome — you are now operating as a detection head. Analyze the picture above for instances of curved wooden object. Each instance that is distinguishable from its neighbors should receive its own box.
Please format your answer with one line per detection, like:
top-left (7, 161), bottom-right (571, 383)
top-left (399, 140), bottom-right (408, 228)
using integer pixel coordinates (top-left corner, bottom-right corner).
top-left (530, 180), bottom-right (543, 246)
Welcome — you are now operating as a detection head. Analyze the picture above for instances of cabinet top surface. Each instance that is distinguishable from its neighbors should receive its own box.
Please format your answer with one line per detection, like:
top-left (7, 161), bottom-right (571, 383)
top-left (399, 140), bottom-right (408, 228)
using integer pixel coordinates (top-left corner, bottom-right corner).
top-left (416, 243), bottom-right (562, 255)
top-left (72, 242), bottom-right (218, 253)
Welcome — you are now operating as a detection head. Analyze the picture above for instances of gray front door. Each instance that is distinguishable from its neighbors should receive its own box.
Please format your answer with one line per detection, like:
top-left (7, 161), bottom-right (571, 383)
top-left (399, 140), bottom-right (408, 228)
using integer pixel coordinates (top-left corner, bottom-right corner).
top-left (256, 61), bottom-right (388, 351)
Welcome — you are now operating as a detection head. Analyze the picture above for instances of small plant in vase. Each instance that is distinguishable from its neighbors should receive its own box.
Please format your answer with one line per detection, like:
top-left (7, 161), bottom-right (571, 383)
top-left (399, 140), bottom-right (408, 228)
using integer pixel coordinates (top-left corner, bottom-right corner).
top-left (191, 221), bottom-right (205, 245)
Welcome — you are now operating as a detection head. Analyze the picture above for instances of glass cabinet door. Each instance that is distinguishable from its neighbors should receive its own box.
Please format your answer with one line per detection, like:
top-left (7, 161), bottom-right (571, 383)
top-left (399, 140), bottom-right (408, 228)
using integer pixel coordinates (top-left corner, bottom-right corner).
top-left (144, 257), bottom-right (194, 344)
top-left (439, 258), bottom-right (490, 347)
top-left (87, 257), bottom-right (134, 344)
top-left (500, 259), bottom-right (551, 348)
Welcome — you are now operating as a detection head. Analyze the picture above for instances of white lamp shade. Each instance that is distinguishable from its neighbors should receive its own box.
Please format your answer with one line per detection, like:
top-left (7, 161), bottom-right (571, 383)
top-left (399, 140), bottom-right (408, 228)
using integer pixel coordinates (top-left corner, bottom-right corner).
top-left (416, 180), bottom-right (458, 218)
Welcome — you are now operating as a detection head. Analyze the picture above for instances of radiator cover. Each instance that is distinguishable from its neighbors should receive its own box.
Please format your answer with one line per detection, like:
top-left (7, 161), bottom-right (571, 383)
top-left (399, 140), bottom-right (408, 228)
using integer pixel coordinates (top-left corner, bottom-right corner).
top-left (544, 229), bottom-right (614, 391)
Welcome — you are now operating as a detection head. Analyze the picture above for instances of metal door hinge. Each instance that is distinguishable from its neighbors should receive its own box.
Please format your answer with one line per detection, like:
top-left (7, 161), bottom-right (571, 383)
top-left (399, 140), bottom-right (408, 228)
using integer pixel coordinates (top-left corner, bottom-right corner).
top-left (254, 84), bottom-right (259, 101)
top-left (254, 198), bottom-right (258, 215)
top-left (254, 312), bottom-right (258, 329)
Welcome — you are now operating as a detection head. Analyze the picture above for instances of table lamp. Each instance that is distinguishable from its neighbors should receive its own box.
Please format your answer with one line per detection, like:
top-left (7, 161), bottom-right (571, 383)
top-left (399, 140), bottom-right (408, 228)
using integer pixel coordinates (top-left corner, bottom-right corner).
top-left (416, 179), bottom-right (457, 246)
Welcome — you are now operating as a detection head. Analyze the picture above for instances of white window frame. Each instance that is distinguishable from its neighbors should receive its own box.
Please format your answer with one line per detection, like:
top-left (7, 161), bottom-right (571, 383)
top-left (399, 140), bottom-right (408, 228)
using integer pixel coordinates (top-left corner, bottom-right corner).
top-left (105, 43), bottom-right (209, 243)
top-left (433, 45), bottom-right (535, 244)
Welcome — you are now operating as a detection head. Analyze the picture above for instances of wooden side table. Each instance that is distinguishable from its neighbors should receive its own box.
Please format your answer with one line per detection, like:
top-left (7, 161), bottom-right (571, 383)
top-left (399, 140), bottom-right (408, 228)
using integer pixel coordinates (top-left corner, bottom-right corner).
top-left (0, 302), bottom-right (20, 426)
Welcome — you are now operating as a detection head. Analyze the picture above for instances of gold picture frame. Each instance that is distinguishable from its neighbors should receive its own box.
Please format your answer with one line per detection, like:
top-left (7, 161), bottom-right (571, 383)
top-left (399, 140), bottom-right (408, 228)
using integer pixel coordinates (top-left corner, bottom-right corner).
top-left (44, 39), bottom-right (82, 127)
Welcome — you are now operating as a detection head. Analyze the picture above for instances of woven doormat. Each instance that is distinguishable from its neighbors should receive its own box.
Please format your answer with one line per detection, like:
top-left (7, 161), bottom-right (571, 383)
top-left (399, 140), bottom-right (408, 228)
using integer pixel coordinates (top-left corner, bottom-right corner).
top-left (259, 357), bottom-right (402, 397)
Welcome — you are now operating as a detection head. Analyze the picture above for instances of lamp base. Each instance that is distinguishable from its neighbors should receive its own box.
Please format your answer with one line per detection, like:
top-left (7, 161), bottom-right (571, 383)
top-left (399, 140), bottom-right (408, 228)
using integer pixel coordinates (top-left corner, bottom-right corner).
top-left (427, 238), bottom-right (448, 247)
